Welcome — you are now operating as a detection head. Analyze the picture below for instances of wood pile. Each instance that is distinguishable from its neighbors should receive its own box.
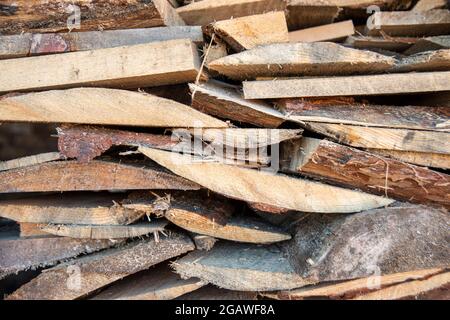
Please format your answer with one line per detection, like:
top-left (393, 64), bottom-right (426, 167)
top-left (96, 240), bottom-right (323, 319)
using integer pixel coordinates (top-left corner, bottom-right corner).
top-left (0, 0), bottom-right (449, 301)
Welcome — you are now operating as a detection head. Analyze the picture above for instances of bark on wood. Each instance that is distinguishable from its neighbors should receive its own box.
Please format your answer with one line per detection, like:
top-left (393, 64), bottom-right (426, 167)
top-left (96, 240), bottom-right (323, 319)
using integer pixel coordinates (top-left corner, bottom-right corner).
top-left (306, 123), bottom-right (450, 154)
top-left (173, 242), bottom-right (313, 291)
top-left (205, 12), bottom-right (289, 52)
top-left (0, 39), bottom-right (203, 93)
top-left (0, 0), bottom-right (184, 35)
top-left (176, 285), bottom-right (258, 300)
top-left (266, 269), bottom-right (444, 299)
top-left (242, 71), bottom-right (450, 99)
top-left (0, 193), bottom-right (148, 225)
top-left (0, 152), bottom-right (61, 171)
top-left (366, 9), bottom-right (450, 37)
top-left (0, 88), bottom-right (227, 128)
top-left (189, 81), bottom-right (286, 128)
top-left (0, 27), bottom-right (204, 60)
top-left (368, 149), bottom-right (450, 170)
top-left (276, 97), bottom-right (450, 131)
top-left (139, 147), bottom-right (393, 213)
top-left (208, 42), bottom-right (397, 80)
top-left (91, 263), bottom-right (205, 300)
top-left (405, 35), bottom-right (450, 55)
top-left (285, 206), bottom-right (450, 283)
top-left (0, 234), bottom-right (117, 279)
top-left (176, 0), bottom-right (286, 26)
top-left (282, 138), bottom-right (450, 209)
top-left (353, 272), bottom-right (450, 300)
top-left (6, 232), bottom-right (195, 300)
top-left (289, 20), bottom-right (354, 43)
top-left (40, 221), bottom-right (168, 239)
top-left (0, 160), bottom-right (199, 193)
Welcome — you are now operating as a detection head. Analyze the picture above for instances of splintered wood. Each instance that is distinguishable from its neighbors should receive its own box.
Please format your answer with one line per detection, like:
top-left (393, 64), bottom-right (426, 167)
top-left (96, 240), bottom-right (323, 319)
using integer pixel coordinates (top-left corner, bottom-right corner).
top-left (0, 0), bottom-right (449, 301)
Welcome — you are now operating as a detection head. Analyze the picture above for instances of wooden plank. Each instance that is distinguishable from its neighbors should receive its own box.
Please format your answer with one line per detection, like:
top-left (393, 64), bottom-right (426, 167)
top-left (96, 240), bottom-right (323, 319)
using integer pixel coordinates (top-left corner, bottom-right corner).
top-left (205, 12), bottom-right (289, 52)
top-left (289, 20), bottom-right (354, 43)
top-left (282, 138), bottom-right (450, 208)
top-left (0, 0), bottom-right (184, 35)
top-left (0, 39), bottom-right (203, 93)
top-left (368, 149), bottom-right (450, 170)
top-left (0, 193), bottom-right (148, 225)
top-left (367, 9), bottom-right (450, 37)
top-left (173, 242), bottom-right (313, 291)
top-left (91, 263), bottom-right (205, 300)
top-left (176, 0), bottom-right (285, 26)
top-left (242, 71), bottom-right (450, 99)
top-left (177, 285), bottom-right (258, 300)
top-left (266, 269), bottom-right (443, 299)
top-left (354, 272), bottom-right (450, 300)
top-left (306, 123), bottom-right (450, 154)
top-left (286, 205), bottom-right (450, 283)
top-left (0, 27), bottom-right (204, 60)
top-left (0, 152), bottom-right (61, 171)
top-left (191, 234), bottom-right (218, 251)
top-left (19, 222), bottom-right (50, 238)
top-left (0, 160), bottom-right (200, 193)
top-left (209, 42), bottom-right (397, 80)
top-left (40, 221), bottom-right (168, 239)
top-left (394, 49), bottom-right (450, 73)
top-left (0, 234), bottom-right (117, 279)
top-left (404, 35), bottom-right (450, 54)
top-left (139, 147), bottom-right (393, 213)
top-left (344, 35), bottom-right (417, 52)
top-left (6, 232), bottom-right (195, 300)
top-left (189, 81), bottom-right (286, 128)
top-left (413, 0), bottom-right (448, 11)
top-left (275, 97), bottom-right (450, 131)
top-left (0, 88), bottom-right (227, 128)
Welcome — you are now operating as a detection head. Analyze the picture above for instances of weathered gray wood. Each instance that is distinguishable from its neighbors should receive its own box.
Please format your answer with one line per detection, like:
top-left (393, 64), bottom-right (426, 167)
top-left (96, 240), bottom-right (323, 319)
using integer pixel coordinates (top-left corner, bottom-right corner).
top-left (0, 152), bottom-right (61, 171)
top-left (0, 27), bottom-right (204, 60)
top-left (177, 285), bottom-right (258, 300)
top-left (405, 35), bottom-right (450, 55)
top-left (394, 49), bottom-right (450, 73)
top-left (7, 232), bottom-right (195, 300)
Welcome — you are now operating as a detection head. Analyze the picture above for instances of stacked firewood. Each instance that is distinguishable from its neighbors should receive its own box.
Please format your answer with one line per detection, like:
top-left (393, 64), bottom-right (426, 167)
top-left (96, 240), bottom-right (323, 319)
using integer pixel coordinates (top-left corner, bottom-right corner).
top-left (0, 0), bottom-right (449, 300)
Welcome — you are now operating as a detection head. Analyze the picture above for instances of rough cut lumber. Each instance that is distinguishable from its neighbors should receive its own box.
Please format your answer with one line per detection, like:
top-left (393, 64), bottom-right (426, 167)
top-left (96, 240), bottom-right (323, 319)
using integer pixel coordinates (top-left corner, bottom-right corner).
top-left (0, 152), bottom-right (61, 171)
top-left (405, 35), bottom-right (450, 55)
top-left (139, 147), bottom-right (393, 213)
top-left (368, 149), bottom-right (450, 170)
top-left (173, 242), bottom-right (312, 291)
top-left (0, 0), bottom-right (184, 35)
top-left (166, 204), bottom-right (291, 243)
top-left (306, 123), bottom-right (450, 154)
top-left (189, 81), bottom-right (286, 128)
top-left (282, 138), bottom-right (450, 208)
top-left (266, 268), bottom-right (444, 299)
top-left (0, 160), bottom-right (199, 193)
top-left (92, 263), bottom-right (205, 300)
top-left (0, 88), bottom-right (227, 128)
top-left (0, 234), bottom-right (117, 280)
top-left (344, 35), bottom-right (417, 52)
top-left (354, 272), bottom-right (450, 300)
top-left (367, 10), bottom-right (450, 37)
top-left (0, 27), bottom-right (204, 60)
top-left (0, 193), bottom-right (147, 225)
top-left (394, 49), bottom-right (450, 73)
top-left (286, 206), bottom-right (450, 283)
top-left (276, 98), bottom-right (450, 131)
top-left (177, 285), bottom-right (258, 300)
top-left (289, 20), bottom-right (354, 43)
top-left (413, 0), bottom-right (448, 11)
top-left (193, 129), bottom-right (302, 149)
top-left (0, 39), bottom-right (203, 93)
top-left (57, 125), bottom-right (180, 163)
top-left (206, 12), bottom-right (289, 52)
top-left (176, 0), bottom-right (286, 26)
top-left (19, 223), bottom-right (49, 238)
top-left (242, 71), bottom-right (450, 99)
top-left (40, 221), bottom-right (168, 239)
top-left (209, 42), bottom-right (396, 80)
top-left (7, 232), bottom-right (195, 300)
top-left (191, 234), bottom-right (218, 251)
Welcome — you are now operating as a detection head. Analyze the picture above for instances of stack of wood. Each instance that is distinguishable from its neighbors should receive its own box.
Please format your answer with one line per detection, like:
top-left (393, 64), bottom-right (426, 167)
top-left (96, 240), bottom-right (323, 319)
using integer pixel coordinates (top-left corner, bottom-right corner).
top-left (0, 0), bottom-right (449, 300)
